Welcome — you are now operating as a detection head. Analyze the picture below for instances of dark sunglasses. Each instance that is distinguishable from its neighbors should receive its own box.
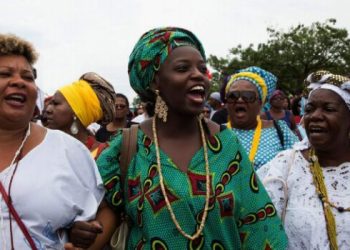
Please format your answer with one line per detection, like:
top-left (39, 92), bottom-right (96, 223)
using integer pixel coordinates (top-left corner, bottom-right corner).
top-left (226, 91), bottom-right (257, 103)
top-left (115, 104), bottom-right (126, 109)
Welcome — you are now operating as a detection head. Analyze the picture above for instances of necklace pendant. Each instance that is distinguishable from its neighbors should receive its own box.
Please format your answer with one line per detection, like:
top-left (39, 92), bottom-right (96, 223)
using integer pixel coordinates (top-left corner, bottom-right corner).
top-left (337, 206), bottom-right (345, 213)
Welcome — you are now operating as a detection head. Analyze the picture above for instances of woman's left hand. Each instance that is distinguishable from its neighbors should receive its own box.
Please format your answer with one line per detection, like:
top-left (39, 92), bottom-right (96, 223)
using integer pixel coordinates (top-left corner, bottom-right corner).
top-left (64, 242), bottom-right (83, 250)
top-left (69, 220), bottom-right (103, 249)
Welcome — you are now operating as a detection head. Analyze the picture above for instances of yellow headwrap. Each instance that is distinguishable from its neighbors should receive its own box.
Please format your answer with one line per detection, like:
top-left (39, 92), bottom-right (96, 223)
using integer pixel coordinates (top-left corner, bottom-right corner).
top-left (225, 72), bottom-right (268, 103)
top-left (59, 80), bottom-right (103, 127)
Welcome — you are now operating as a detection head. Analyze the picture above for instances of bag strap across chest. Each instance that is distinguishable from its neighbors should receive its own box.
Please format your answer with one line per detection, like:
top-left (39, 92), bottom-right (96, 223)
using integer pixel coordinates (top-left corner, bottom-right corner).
top-left (120, 124), bottom-right (139, 185)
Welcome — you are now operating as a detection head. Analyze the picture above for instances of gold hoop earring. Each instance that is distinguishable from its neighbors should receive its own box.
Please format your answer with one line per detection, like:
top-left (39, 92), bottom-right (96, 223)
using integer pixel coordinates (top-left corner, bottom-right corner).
top-left (70, 116), bottom-right (79, 135)
top-left (154, 90), bottom-right (168, 123)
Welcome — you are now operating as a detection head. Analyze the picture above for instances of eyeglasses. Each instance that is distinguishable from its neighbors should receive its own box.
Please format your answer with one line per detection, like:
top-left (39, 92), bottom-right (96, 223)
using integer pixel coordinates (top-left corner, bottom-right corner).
top-left (115, 104), bottom-right (126, 109)
top-left (202, 110), bottom-right (210, 114)
top-left (226, 91), bottom-right (257, 103)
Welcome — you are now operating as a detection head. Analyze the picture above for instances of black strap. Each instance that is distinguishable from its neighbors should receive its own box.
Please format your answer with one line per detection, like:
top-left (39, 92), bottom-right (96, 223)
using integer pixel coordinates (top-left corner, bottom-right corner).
top-left (273, 120), bottom-right (284, 149)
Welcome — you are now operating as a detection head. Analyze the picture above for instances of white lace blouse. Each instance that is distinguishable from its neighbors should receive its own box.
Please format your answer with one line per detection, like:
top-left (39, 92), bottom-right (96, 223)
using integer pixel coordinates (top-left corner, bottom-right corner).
top-left (257, 139), bottom-right (350, 250)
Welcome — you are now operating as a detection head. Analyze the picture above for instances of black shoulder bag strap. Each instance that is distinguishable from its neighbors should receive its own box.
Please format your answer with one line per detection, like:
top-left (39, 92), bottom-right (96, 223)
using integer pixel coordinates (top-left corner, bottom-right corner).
top-left (273, 120), bottom-right (285, 149)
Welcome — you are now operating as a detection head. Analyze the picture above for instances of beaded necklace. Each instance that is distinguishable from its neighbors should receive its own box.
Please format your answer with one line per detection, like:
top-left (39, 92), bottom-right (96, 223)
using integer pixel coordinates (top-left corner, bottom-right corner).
top-left (152, 116), bottom-right (210, 240)
top-left (309, 148), bottom-right (350, 250)
top-left (227, 116), bottom-right (262, 162)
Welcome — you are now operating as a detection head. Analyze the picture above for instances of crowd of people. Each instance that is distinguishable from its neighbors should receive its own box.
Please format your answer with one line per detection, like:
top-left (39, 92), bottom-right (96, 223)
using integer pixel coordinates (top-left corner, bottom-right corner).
top-left (0, 27), bottom-right (349, 250)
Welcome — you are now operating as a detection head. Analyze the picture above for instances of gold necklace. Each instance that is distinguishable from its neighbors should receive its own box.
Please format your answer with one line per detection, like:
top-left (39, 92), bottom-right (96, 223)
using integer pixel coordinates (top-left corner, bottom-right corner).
top-left (309, 149), bottom-right (350, 250)
top-left (152, 116), bottom-right (210, 240)
top-left (228, 116), bottom-right (262, 162)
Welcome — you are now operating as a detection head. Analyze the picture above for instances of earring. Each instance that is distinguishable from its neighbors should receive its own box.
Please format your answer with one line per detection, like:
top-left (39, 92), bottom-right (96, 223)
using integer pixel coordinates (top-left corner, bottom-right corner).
top-left (154, 90), bottom-right (168, 123)
top-left (70, 116), bottom-right (79, 135)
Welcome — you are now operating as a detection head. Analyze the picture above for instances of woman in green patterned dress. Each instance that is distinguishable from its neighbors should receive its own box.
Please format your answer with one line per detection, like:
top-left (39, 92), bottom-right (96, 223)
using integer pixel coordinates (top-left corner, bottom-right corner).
top-left (96, 27), bottom-right (288, 249)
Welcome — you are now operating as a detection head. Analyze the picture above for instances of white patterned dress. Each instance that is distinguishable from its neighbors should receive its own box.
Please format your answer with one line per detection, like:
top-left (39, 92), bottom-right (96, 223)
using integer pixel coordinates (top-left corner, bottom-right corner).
top-left (257, 139), bottom-right (350, 249)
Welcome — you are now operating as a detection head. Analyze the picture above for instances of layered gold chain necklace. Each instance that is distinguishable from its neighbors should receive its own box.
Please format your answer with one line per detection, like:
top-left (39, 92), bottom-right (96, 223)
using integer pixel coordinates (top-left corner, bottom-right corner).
top-left (309, 148), bottom-right (350, 250)
top-left (152, 116), bottom-right (210, 240)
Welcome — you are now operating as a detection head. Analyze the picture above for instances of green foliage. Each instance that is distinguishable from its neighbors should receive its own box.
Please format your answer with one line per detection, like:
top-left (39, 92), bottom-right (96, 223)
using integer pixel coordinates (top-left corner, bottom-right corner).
top-left (132, 95), bottom-right (141, 107)
top-left (208, 19), bottom-right (350, 94)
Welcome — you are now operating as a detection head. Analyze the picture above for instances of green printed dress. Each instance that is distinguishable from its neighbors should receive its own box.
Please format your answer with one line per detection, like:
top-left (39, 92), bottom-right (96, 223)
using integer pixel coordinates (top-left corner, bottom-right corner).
top-left (97, 127), bottom-right (288, 249)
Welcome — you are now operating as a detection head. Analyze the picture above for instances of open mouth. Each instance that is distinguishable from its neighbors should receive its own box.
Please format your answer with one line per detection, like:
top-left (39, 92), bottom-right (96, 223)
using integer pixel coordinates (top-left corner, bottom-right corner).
top-left (235, 106), bottom-right (247, 113)
top-left (187, 85), bottom-right (205, 103)
top-left (4, 93), bottom-right (27, 105)
top-left (308, 126), bottom-right (327, 135)
top-left (233, 104), bottom-right (248, 115)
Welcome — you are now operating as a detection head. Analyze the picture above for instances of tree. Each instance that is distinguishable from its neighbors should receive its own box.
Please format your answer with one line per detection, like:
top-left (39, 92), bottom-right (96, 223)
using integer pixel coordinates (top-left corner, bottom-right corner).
top-left (208, 19), bottom-right (350, 93)
top-left (132, 95), bottom-right (141, 108)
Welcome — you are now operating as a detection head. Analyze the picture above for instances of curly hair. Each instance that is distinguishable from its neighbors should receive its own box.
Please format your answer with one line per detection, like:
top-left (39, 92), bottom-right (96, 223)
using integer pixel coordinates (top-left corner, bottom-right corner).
top-left (0, 33), bottom-right (38, 65)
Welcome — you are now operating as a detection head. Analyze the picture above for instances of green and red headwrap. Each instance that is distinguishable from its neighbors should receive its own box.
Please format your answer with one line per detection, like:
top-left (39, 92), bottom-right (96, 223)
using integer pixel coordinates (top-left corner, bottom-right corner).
top-left (128, 27), bottom-right (206, 100)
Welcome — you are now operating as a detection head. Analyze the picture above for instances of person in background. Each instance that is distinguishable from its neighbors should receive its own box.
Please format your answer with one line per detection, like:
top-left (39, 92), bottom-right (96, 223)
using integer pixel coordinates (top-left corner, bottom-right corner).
top-left (290, 95), bottom-right (306, 140)
top-left (261, 89), bottom-right (297, 131)
top-left (0, 33), bottom-right (104, 249)
top-left (258, 71), bottom-right (350, 249)
top-left (291, 96), bottom-right (302, 124)
top-left (226, 66), bottom-right (299, 170)
top-left (207, 91), bottom-right (222, 118)
top-left (202, 102), bottom-right (212, 119)
top-left (132, 101), bottom-right (151, 123)
top-left (211, 76), bottom-right (229, 125)
top-left (39, 95), bottom-right (53, 127)
top-left (88, 27), bottom-right (287, 249)
top-left (95, 93), bottom-right (132, 142)
top-left (46, 72), bottom-right (116, 160)
top-left (299, 89), bottom-right (308, 116)
top-left (46, 72), bottom-right (119, 249)
top-left (135, 103), bottom-right (145, 116)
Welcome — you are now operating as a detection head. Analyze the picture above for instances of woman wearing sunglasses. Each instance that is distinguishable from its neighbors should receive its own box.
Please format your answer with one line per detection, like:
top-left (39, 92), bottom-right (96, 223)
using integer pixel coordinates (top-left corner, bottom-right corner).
top-left (95, 93), bottom-right (133, 142)
top-left (226, 66), bottom-right (298, 170)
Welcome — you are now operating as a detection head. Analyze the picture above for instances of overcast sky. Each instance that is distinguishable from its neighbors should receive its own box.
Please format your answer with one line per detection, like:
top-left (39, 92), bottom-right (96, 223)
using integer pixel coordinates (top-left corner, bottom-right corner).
top-left (1, 0), bottom-right (349, 104)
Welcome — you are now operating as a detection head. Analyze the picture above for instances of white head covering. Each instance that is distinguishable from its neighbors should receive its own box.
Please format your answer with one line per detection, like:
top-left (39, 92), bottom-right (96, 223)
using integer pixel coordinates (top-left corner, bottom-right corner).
top-left (305, 70), bottom-right (350, 111)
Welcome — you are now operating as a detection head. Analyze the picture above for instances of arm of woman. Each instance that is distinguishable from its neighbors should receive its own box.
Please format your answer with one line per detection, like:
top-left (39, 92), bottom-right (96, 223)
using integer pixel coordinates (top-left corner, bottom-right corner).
top-left (96, 131), bottom-right (125, 211)
top-left (68, 202), bottom-right (120, 249)
top-left (256, 149), bottom-right (295, 217)
top-left (87, 201), bottom-right (119, 250)
top-left (234, 143), bottom-right (288, 249)
top-left (69, 131), bottom-right (126, 249)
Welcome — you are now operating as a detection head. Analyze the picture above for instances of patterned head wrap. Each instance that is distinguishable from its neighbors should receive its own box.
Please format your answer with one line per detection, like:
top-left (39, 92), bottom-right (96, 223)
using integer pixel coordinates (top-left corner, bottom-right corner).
top-left (59, 73), bottom-right (116, 127)
top-left (80, 72), bottom-right (117, 125)
top-left (305, 70), bottom-right (350, 111)
top-left (225, 66), bottom-right (277, 103)
top-left (128, 27), bottom-right (206, 100)
top-left (59, 80), bottom-right (103, 127)
top-left (269, 90), bottom-right (285, 102)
